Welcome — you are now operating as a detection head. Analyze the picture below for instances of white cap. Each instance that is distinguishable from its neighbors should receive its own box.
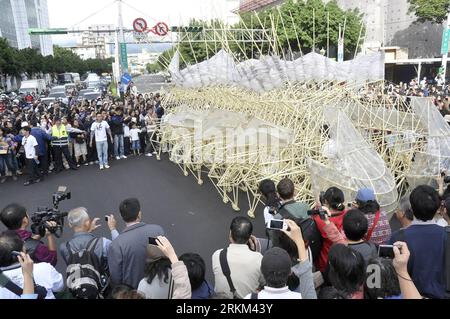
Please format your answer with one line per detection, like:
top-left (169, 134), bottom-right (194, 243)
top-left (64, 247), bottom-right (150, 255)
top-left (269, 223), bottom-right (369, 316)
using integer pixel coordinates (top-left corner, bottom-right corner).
top-left (21, 121), bottom-right (29, 128)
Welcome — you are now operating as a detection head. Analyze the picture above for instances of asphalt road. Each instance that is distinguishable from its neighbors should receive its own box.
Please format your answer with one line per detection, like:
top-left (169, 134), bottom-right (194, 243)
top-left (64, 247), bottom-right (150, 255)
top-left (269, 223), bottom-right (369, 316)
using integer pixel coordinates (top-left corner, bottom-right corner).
top-left (0, 154), bottom-right (266, 283)
top-left (133, 74), bottom-right (171, 93)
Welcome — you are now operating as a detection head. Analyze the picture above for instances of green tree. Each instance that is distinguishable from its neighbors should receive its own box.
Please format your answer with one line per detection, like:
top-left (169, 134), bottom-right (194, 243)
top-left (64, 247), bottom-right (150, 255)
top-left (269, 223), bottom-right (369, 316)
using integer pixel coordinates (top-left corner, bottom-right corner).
top-left (0, 38), bottom-right (22, 75)
top-left (42, 55), bottom-right (56, 74)
top-left (252, 0), bottom-right (364, 59)
top-left (17, 48), bottom-right (43, 76)
top-left (169, 0), bottom-right (365, 67)
top-left (146, 62), bottom-right (163, 73)
top-left (408, 0), bottom-right (450, 24)
top-left (0, 40), bottom-right (113, 78)
top-left (155, 47), bottom-right (177, 69)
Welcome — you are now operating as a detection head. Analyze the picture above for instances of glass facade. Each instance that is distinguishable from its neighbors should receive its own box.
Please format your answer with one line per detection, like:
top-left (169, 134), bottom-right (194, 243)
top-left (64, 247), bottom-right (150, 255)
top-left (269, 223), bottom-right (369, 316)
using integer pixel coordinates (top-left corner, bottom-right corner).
top-left (0, 0), bottom-right (53, 55)
top-left (25, 0), bottom-right (41, 49)
top-left (0, 0), bottom-right (18, 47)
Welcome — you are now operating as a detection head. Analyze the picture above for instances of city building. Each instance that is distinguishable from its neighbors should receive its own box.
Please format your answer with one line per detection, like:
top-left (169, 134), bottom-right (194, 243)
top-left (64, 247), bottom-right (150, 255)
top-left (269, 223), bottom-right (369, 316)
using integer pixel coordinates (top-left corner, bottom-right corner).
top-left (69, 47), bottom-right (98, 60)
top-left (128, 49), bottom-right (161, 75)
top-left (79, 24), bottom-right (115, 60)
top-left (0, 0), bottom-right (53, 56)
top-left (237, 0), bottom-right (284, 13)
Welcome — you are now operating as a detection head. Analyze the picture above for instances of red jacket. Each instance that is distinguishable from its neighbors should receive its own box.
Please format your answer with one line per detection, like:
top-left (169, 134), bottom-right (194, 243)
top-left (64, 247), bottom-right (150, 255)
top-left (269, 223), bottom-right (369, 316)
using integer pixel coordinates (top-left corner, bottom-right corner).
top-left (313, 210), bottom-right (347, 273)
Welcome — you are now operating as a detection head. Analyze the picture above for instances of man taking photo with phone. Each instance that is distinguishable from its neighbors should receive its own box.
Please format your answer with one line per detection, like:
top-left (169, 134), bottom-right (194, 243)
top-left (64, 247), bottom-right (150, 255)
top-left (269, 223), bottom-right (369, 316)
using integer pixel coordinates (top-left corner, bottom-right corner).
top-left (59, 207), bottom-right (118, 299)
top-left (59, 207), bottom-right (118, 267)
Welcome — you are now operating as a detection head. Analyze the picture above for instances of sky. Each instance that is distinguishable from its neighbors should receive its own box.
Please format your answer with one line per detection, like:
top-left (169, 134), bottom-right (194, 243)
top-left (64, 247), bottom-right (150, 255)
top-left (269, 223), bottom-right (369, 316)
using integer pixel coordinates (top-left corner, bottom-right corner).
top-left (48, 0), bottom-right (239, 45)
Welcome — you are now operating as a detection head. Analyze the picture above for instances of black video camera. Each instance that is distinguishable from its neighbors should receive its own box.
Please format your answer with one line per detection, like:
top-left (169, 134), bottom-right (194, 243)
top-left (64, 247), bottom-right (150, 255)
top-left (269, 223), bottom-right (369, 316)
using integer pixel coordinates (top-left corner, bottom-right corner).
top-left (441, 171), bottom-right (450, 184)
top-left (30, 186), bottom-right (70, 238)
top-left (307, 208), bottom-right (328, 220)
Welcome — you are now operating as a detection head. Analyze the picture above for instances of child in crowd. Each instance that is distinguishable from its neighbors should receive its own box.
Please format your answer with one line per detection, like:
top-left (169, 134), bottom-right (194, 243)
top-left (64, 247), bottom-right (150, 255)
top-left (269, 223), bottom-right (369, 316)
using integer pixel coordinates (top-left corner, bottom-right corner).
top-left (130, 123), bottom-right (141, 156)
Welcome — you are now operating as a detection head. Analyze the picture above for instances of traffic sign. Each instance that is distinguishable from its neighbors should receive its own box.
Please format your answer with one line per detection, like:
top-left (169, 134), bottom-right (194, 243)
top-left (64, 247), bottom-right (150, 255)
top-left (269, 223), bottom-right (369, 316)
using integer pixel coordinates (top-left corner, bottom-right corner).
top-left (120, 43), bottom-right (129, 72)
top-left (133, 18), bottom-right (147, 33)
top-left (154, 22), bottom-right (169, 36)
top-left (132, 18), bottom-right (170, 37)
top-left (121, 73), bottom-right (132, 85)
top-left (442, 29), bottom-right (450, 55)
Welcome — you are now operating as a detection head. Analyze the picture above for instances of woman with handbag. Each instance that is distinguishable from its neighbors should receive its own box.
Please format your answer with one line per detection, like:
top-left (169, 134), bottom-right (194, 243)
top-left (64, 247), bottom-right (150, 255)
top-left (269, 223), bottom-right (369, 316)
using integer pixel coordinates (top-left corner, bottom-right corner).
top-left (0, 127), bottom-right (18, 183)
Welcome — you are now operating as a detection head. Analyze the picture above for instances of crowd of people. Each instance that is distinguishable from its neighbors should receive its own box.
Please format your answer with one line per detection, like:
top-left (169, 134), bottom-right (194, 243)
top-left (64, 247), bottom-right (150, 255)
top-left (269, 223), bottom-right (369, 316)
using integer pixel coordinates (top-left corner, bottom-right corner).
top-left (0, 84), bottom-right (165, 185)
top-left (0, 178), bottom-right (448, 299)
top-left (368, 75), bottom-right (450, 120)
top-left (0, 78), bottom-right (449, 300)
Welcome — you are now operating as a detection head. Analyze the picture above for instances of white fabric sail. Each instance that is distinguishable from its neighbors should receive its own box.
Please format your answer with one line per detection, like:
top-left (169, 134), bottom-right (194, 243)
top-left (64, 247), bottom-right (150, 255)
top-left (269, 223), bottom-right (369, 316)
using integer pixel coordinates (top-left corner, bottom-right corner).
top-left (308, 106), bottom-right (398, 214)
top-left (169, 50), bottom-right (385, 92)
top-left (407, 97), bottom-right (450, 188)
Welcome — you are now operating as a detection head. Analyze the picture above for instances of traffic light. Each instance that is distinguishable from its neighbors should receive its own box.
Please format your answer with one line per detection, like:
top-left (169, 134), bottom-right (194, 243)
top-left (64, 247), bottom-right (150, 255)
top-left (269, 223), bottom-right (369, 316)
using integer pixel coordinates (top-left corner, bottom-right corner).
top-left (171, 26), bottom-right (203, 33)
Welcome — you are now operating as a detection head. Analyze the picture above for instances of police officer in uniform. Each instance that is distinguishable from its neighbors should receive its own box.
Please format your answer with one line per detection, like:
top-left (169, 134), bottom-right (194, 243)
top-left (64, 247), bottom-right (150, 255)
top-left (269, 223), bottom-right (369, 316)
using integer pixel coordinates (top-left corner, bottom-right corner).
top-left (51, 118), bottom-right (83, 173)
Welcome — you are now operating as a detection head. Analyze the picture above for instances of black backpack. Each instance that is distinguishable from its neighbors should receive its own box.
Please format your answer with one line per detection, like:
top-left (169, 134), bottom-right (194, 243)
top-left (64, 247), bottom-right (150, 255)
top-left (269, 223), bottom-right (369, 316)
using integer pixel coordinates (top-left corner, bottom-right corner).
top-left (277, 202), bottom-right (323, 264)
top-left (66, 238), bottom-right (104, 299)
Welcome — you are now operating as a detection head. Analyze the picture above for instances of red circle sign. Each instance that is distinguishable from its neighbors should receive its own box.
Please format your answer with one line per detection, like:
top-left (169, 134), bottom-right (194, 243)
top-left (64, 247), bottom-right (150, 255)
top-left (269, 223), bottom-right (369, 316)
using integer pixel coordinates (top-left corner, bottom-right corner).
top-left (154, 22), bottom-right (169, 36)
top-left (133, 18), bottom-right (147, 33)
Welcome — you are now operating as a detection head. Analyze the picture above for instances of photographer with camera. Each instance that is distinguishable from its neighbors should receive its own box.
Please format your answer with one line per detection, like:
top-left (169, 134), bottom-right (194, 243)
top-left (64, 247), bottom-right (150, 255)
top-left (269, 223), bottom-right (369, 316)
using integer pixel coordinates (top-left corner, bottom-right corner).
top-left (263, 219), bottom-right (317, 299)
top-left (258, 179), bottom-right (281, 226)
top-left (320, 208), bottom-right (378, 263)
top-left (212, 216), bottom-right (265, 299)
top-left (0, 204), bottom-right (57, 266)
top-left (60, 207), bottom-right (118, 299)
top-left (311, 187), bottom-right (347, 273)
top-left (274, 178), bottom-right (310, 220)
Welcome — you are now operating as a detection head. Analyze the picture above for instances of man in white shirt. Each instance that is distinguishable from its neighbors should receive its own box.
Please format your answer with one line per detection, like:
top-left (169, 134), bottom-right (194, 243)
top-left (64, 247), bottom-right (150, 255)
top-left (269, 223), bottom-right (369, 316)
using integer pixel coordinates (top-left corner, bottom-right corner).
top-left (420, 77), bottom-right (427, 89)
top-left (212, 217), bottom-right (264, 299)
top-left (21, 126), bottom-right (41, 186)
top-left (90, 113), bottom-right (113, 170)
top-left (0, 231), bottom-right (64, 299)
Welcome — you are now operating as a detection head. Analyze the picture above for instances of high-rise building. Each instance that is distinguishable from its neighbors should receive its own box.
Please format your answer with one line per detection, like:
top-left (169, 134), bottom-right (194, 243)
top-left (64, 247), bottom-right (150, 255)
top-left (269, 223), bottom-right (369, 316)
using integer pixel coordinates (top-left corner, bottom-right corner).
top-left (334, 0), bottom-right (442, 58)
top-left (0, 0), bottom-right (53, 56)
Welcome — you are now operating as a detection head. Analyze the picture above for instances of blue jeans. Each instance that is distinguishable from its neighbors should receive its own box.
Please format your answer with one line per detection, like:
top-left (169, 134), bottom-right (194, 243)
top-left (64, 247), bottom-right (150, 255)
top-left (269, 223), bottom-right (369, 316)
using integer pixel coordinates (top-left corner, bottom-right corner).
top-left (131, 140), bottom-right (141, 151)
top-left (96, 141), bottom-right (109, 166)
top-left (114, 134), bottom-right (124, 157)
top-left (0, 153), bottom-right (17, 177)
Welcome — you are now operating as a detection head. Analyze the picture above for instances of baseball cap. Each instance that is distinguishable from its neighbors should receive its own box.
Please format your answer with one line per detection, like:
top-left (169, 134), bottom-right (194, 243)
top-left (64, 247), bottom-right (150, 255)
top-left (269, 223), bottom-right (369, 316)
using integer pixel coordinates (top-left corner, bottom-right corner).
top-left (261, 247), bottom-right (292, 277)
top-left (21, 121), bottom-right (29, 128)
top-left (356, 188), bottom-right (376, 202)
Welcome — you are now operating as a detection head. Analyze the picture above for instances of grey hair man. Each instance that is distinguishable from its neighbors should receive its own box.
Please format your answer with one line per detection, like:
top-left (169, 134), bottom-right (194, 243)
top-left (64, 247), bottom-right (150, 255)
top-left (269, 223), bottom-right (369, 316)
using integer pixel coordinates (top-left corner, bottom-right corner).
top-left (59, 207), bottom-right (119, 267)
top-left (395, 195), bottom-right (414, 230)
